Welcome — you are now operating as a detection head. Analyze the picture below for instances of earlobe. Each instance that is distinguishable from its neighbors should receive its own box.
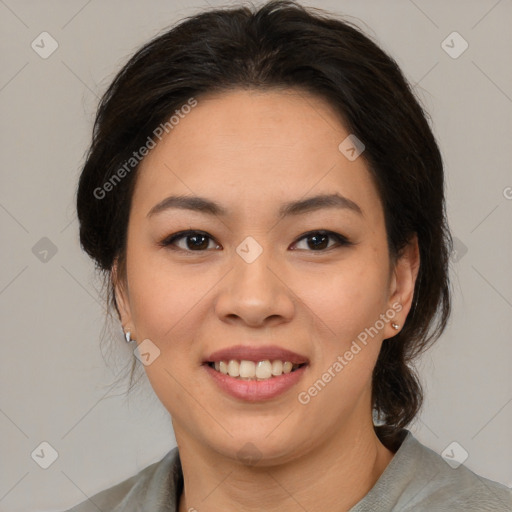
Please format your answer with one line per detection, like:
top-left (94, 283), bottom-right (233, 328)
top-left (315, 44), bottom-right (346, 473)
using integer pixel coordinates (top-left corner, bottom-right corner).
top-left (386, 234), bottom-right (420, 334)
top-left (112, 259), bottom-right (133, 331)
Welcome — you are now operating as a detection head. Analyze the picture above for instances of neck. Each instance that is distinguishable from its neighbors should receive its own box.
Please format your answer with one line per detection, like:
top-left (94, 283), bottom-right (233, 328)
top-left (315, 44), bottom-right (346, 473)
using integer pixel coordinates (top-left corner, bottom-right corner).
top-left (176, 418), bottom-right (395, 512)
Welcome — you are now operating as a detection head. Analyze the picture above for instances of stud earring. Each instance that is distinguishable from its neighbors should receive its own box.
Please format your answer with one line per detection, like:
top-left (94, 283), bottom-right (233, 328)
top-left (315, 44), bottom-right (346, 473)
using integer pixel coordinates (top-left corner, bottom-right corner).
top-left (391, 323), bottom-right (400, 330)
top-left (124, 330), bottom-right (135, 343)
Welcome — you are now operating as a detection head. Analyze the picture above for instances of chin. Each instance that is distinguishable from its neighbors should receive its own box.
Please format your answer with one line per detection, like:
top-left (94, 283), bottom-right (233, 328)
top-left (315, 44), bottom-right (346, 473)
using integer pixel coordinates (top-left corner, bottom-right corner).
top-left (200, 425), bottom-right (312, 468)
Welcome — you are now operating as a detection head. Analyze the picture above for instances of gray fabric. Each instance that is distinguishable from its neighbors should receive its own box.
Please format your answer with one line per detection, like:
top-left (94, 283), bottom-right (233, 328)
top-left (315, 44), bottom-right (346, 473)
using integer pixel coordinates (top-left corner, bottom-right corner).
top-left (62, 430), bottom-right (512, 511)
top-left (348, 432), bottom-right (512, 511)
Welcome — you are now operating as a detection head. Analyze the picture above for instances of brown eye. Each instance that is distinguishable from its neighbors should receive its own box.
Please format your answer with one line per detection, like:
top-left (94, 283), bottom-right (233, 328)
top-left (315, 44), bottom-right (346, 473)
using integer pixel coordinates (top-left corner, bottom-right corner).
top-left (160, 230), bottom-right (220, 251)
top-left (292, 230), bottom-right (352, 251)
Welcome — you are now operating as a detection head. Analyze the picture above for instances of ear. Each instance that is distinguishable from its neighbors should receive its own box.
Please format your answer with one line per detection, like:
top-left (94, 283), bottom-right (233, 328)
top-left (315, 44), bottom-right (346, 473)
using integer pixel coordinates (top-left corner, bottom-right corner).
top-left (112, 258), bottom-right (134, 335)
top-left (385, 234), bottom-right (420, 338)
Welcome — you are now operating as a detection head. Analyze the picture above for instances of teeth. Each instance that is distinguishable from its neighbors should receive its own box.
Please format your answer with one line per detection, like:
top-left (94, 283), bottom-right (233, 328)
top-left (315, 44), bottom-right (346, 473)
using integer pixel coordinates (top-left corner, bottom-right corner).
top-left (271, 360), bottom-right (283, 376)
top-left (255, 360), bottom-right (272, 379)
top-left (239, 360), bottom-right (256, 378)
top-left (210, 359), bottom-right (303, 380)
top-left (227, 359), bottom-right (240, 377)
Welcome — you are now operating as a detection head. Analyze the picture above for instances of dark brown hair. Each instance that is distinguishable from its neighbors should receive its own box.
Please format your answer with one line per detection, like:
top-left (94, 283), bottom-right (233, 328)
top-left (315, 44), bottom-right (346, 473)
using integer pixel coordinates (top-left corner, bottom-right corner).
top-left (76, 0), bottom-right (452, 448)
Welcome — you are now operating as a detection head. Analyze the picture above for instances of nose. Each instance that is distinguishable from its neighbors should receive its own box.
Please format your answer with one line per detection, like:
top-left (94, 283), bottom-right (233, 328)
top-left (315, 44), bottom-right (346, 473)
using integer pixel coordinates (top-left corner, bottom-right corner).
top-left (214, 245), bottom-right (295, 328)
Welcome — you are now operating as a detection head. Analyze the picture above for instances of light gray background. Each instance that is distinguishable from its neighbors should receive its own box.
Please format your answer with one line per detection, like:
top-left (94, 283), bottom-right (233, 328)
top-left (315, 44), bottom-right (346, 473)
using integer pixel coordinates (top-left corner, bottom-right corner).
top-left (0, 0), bottom-right (511, 510)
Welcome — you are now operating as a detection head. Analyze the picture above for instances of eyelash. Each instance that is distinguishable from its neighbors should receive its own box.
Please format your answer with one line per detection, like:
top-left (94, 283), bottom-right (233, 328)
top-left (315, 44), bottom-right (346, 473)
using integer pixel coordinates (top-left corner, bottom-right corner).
top-left (158, 229), bottom-right (353, 253)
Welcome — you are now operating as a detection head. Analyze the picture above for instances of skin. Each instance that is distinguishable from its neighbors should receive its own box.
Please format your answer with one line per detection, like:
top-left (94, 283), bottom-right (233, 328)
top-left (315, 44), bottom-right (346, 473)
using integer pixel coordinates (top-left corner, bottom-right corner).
top-left (114, 88), bottom-right (420, 511)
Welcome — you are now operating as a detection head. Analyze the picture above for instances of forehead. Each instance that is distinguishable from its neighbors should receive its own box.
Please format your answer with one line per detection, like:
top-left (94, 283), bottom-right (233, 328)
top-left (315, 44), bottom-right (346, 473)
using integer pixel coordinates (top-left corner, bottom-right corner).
top-left (132, 89), bottom-right (382, 222)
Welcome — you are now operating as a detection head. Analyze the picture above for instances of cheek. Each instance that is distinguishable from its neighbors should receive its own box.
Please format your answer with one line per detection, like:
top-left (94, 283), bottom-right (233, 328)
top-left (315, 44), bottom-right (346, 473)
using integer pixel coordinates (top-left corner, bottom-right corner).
top-left (295, 252), bottom-right (390, 342)
top-left (126, 258), bottom-right (206, 407)
top-left (293, 261), bottom-right (389, 421)
top-left (125, 248), bottom-right (201, 348)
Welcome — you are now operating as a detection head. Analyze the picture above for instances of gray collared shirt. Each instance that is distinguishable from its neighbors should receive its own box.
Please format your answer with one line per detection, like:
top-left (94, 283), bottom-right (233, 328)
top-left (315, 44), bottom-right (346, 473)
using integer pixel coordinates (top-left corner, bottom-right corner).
top-left (63, 430), bottom-right (512, 511)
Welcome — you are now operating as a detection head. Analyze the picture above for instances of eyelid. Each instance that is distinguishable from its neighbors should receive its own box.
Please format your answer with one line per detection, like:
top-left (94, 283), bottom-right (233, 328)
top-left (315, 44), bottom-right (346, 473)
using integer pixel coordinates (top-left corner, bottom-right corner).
top-left (159, 229), bottom-right (352, 252)
top-left (159, 229), bottom-right (221, 251)
top-left (291, 230), bottom-right (352, 250)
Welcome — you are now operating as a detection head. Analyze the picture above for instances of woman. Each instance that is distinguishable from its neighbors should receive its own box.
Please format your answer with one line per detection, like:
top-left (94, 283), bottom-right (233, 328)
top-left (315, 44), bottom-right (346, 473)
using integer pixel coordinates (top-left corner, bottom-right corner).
top-left (65, 1), bottom-right (512, 510)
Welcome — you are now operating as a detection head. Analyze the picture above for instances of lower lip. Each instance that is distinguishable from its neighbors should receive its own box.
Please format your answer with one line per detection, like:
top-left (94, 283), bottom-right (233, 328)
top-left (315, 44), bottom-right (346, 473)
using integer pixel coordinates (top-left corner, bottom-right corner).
top-left (203, 364), bottom-right (308, 402)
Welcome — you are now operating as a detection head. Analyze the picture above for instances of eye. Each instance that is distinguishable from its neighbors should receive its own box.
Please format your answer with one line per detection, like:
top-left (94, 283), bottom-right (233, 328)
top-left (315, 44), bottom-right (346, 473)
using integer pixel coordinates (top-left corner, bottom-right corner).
top-left (291, 230), bottom-right (352, 251)
top-left (159, 230), bottom-right (221, 252)
top-left (159, 229), bottom-right (352, 253)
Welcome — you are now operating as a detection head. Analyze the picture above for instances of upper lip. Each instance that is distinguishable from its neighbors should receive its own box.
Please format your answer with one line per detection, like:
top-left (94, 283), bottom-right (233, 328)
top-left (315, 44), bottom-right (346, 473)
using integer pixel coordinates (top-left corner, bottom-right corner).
top-left (204, 345), bottom-right (309, 365)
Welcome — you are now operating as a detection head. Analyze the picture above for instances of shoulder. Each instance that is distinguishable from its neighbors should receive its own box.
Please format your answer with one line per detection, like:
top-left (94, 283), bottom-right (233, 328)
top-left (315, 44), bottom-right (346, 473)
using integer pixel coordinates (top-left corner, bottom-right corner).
top-left (59, 447), bottom-right (181, 512)
top-left (403, 435), bottom-right (512, 511)
top-left (350, 430), bottom-right (512, 512)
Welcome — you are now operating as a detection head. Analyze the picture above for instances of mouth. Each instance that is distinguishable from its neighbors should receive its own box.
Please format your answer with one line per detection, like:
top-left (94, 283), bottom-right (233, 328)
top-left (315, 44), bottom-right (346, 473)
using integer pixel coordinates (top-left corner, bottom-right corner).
top-left (202, 345), bottom-right (309, 401)
top-left (205, 360), bottom-right (308, 381)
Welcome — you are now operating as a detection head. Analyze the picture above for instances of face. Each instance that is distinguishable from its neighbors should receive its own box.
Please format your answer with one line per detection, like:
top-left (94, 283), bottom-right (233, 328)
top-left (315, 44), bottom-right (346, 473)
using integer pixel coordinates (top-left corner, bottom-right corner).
top-left (114, 89), bottom-right (418, 465)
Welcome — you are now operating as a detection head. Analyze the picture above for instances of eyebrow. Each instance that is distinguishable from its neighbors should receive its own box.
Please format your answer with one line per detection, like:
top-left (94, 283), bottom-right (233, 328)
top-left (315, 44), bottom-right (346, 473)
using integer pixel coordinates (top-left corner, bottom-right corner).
top-left (147, 193), bottom-right (363, 219)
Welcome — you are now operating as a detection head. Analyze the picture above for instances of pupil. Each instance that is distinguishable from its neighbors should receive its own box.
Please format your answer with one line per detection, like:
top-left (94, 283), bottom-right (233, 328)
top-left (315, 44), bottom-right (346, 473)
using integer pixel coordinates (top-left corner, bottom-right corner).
top-left (188, 235), bottom-right (208, 250)
top-left (309, 234), bottom-right (328, 250)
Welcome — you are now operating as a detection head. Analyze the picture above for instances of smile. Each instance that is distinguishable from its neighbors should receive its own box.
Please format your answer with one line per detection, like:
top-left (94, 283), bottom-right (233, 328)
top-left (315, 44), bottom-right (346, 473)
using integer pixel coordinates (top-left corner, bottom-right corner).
top-left (207, 359), bottom-right (306, 380)
top-left (202, 344), bottom-right (310, 401)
